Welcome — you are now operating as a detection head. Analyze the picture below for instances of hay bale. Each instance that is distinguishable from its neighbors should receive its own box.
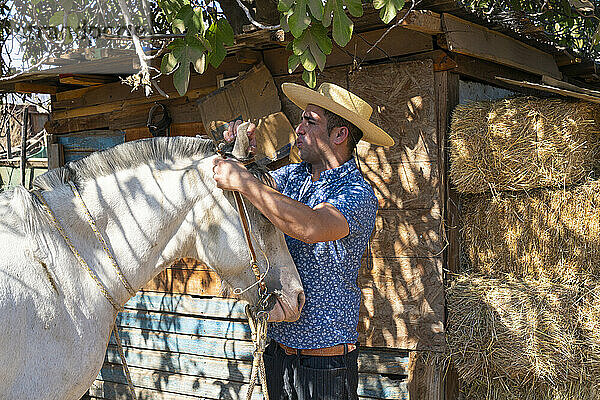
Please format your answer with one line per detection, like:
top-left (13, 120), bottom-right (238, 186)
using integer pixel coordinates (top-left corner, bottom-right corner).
top-left (446, 275), bottom-right (599, 390)
top-left (450, 97), bottom-right (600, 194)
top-left (459, 380), bottom-right (599, 400)
top-left (461, 180), bottom-right (600, 282)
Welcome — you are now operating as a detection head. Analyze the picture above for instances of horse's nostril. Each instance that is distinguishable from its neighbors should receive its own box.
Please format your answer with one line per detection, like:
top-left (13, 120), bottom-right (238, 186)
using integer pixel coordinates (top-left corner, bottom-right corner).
top-left (297, 292), bottom-right (306, 312)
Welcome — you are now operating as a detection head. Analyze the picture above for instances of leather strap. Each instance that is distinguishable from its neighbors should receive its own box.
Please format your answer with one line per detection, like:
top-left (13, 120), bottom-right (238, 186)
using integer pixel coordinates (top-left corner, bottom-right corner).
top-left (278, 342), bottom-right (357, 356)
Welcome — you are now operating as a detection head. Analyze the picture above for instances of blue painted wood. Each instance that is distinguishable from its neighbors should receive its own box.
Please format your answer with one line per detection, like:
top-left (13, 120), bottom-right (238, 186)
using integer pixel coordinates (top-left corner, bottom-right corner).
top-left (125, 292), bottom-right (247, 320)
top-left (98, 364), bottom-right (264, 400)
top-left (110, 326), bottom-right (409, 374)
top-left (57, 132), bottom-right (124, 163)
top-left (103, 345), bottom-right (409, 399)
top-left (97, 363), bottom-right (409, 399)
top-left (116, 309), bottom-right (251, 340)
top-left (110, 327), bottom-right (254, 361)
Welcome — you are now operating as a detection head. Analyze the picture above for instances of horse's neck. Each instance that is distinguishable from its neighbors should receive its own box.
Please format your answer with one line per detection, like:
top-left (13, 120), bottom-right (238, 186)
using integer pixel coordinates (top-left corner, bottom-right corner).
top-left (44, 158), bottom-right (214, 306)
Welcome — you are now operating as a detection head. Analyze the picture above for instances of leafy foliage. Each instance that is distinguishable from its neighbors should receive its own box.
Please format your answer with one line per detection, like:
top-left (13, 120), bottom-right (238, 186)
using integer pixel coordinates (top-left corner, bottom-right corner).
top-left (463, 0), bottom-right (600, 59)
top-left (158, 1), bottom-right (234, 95)
top-left (280, 0), bottom-right (404, 87)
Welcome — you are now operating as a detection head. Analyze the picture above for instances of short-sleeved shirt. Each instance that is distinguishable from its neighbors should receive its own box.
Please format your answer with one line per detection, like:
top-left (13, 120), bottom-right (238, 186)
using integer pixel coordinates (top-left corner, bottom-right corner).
top-left (268, 158), bottom-right (378, 349)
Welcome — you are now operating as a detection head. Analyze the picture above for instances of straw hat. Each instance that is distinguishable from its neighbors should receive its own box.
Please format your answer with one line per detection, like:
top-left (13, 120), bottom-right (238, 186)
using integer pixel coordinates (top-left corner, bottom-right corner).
top-left (282, 82), bottom-right (395, 147)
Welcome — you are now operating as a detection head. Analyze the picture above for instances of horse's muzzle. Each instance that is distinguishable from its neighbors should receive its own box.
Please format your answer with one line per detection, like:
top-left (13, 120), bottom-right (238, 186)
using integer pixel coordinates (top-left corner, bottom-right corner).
top-left (267, 289), bottom-right (305, 323)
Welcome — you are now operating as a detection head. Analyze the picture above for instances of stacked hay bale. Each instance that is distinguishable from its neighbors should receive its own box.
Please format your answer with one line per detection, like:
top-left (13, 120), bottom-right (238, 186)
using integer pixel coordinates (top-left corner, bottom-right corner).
top-left (447, 97), bottom-right (600, 399)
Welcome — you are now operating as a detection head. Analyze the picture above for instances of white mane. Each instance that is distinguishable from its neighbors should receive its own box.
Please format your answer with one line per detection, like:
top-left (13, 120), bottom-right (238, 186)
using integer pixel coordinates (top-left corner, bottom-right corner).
top-left (33, 136), bottom-right (216, 191)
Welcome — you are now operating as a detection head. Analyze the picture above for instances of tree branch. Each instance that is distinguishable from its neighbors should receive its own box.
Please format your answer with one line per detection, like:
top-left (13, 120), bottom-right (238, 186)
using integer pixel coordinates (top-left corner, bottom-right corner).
top-left (117, 0), bottom-right (152, 96)
top-left (234, 0), bottom-right (281, 30)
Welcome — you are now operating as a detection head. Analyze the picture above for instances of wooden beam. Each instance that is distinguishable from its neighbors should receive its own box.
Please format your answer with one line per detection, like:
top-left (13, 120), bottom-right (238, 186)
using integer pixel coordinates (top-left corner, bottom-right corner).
top-left (441, 13), bottom-right (562, 79)
top-left (396, 49), bottom-right (458, 71)
top-left (496, 76), bottom-right (600, 103)
top-left (541, 75), bottom-right (600, 98)
top-left (0, 158), bottom-right (48, 168)
top-left (452, 53), bottom-right (538, 89)
top-left (58, 74), bottom-right (117, 86)
top-left (235, 49), bottom-right (262, 64)
top-left (14, 82), bottom-right (57, 94)
top-left (264, 26), bottom-right (433, 76)
top-left (400, 10), bottom-right (443, 34)
top-left (55, 86), bottom-right (95, 102)
top-left (51, 86), bottom-right (215, 120)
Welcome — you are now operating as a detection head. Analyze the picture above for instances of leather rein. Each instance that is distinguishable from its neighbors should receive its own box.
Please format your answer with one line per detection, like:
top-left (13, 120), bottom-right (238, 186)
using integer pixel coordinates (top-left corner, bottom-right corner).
top-left (215, 144), bottom-right (272, 400)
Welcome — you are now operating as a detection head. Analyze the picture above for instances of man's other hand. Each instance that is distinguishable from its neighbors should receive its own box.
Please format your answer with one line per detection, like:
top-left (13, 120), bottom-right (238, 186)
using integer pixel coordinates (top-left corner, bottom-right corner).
top-left (224, 120), bottom-right (257, 155)
top-left (212, 157), bottom-right (257, 192)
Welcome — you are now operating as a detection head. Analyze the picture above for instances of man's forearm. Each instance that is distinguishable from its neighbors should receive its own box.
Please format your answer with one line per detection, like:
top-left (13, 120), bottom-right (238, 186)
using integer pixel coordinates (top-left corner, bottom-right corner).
top-left (238, 178), bottom-right (346, 243)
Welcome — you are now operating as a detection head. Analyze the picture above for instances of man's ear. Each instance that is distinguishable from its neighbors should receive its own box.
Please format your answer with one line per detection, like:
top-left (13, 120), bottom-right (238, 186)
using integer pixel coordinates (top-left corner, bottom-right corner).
top-left (331, 126), bottom-right (350, 145)
top-left (232, 121), bottom-right (252, 160)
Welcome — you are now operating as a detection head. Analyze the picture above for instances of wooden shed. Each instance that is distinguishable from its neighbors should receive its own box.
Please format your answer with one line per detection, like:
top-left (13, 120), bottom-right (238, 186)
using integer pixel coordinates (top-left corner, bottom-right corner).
top-left (2, 2), bottom-right (599, 399)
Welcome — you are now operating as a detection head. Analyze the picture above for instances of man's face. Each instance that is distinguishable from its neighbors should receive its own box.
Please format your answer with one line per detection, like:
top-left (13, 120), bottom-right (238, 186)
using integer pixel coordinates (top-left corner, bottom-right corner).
top-left (294, 104), bottom-right (331, 164)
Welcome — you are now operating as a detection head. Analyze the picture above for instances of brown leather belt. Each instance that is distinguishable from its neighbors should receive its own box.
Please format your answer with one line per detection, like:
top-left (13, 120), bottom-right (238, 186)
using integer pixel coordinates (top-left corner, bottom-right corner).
top-left (278, 342), bottom-right (357, 356)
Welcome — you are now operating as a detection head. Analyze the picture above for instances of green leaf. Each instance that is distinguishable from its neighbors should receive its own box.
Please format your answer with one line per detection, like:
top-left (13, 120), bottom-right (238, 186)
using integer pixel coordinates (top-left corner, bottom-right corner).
top-left (592, 22), bottom-right (600, 45)
top-left (62, 0), bottom-right (73, 12)
top-left (172, 4), bottom-right (203, 35)
top-left (299, 50), bottom-right (317, 71)
top-left (278, 0), bottom-right (294, 12)
top-left (302, 69), bottom-right (316, 88)
top-left (374, 0), bottom-right (402, 23)
top-left (186, 34), bottom-right (207, 73)
top-left (161, 52), bottom-right (178, 74)
top-left (289, 0), bottom-right (311, 37)
top-left (343, 0), bottom-right (363, 17)
top-left (372, 0), bottom-right (385, 9)
top-left (311, 23), bottom-right (332, 54)
top-left (288, 54), bottom-right (301, 73)
top-left (292, 30), bottom-right (310, 55)
top-left (208, 42), bottom-right (226, 67)
top-left (379, 0), bottom-right (397, 24)
top-left (49, 10), bottom-right (64, 26)
top-left (66, 13), bottom-right (79, 29)
top-left (309, 40), bottom-right (326, 71)
top-left (332, 0), bottom-right (353, 46)
top-left (217, 18), bottom-right (234, 46)
top-left (63, 28), bottom-right (73, 44)
top-left (173, 62), bottom-right (190, 96)
top-left (308, 0), bottom-right (324, 20)
top-left (322, 0), bottom-right (334, 27)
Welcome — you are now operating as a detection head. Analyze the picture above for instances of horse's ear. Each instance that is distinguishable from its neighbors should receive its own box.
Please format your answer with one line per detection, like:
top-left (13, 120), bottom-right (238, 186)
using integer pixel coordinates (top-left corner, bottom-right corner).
top-left (231, 121), bottom-right (251, 160)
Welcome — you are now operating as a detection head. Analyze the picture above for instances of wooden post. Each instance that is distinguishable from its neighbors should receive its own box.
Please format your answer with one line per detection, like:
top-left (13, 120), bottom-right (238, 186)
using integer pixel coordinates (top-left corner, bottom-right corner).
top-left (436, 70), bottom-right (460, 400)
top-left (6, 123), bottom-right (11, 160)
top-left (20, 106), bottom-right (29, 186)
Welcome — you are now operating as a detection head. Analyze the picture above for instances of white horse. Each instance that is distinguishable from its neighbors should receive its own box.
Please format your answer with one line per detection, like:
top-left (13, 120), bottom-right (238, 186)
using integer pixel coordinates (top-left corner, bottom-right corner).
top-left (0, 135), bottom-right (304, 400)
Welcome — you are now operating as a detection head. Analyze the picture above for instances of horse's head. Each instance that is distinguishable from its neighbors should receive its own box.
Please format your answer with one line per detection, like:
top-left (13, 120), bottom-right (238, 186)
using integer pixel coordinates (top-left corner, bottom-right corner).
top-left (189, 133), bottom-right (304, 323)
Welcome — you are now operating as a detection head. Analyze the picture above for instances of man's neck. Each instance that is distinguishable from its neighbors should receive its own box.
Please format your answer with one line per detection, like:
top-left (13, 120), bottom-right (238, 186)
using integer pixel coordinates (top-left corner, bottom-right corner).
top-left (309, 153), bottom-right (352, 181)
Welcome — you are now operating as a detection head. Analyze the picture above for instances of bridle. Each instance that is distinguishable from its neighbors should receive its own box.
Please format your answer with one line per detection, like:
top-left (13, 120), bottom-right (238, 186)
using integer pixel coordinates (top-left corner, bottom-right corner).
top-left (216, 143), bottom-right (273, 400)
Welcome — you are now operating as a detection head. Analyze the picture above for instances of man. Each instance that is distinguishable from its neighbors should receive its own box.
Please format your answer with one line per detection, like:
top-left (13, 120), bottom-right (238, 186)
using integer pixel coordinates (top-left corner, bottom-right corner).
top-left (213, 82), bottom-right (394, 399)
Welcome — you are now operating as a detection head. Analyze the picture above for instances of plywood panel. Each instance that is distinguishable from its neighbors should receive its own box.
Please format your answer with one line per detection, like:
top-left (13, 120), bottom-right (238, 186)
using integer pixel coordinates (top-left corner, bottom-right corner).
top-left (358, 269), bottom-right (444, 351)
top-left (370, 209), bottom-right (442, 258)
top-left (142, 267), bottom-right (224, 297)
top-left (360, 160), bottom-right (441, 210)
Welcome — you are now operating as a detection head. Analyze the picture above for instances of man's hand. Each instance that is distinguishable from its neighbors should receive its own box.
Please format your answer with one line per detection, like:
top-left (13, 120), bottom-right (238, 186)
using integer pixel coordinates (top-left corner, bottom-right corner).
top-left (224, 120), bottom-right (257, 155)
top-left (212, 157), bottom-right (258, 192)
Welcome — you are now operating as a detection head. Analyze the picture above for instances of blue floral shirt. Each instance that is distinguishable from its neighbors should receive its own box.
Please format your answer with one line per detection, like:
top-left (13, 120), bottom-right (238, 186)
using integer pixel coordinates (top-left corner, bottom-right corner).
top-left (268, 158), bottom-right (378, 348)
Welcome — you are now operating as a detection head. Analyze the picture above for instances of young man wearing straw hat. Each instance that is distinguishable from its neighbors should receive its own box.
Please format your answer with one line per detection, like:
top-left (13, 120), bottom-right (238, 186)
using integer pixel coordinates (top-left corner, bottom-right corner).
top-left (213, 82), bottom-right (394, 399)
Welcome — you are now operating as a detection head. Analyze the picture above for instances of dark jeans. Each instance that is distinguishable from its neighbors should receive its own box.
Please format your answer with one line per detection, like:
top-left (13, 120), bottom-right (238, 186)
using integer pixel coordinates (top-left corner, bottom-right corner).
top-left (263, 340), bottom-right (359, 400)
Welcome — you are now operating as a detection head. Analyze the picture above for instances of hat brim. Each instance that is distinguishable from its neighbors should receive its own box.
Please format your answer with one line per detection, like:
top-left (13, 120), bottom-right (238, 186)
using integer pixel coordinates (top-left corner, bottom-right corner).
top-left (282, 83), bottom-right (395, 147)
